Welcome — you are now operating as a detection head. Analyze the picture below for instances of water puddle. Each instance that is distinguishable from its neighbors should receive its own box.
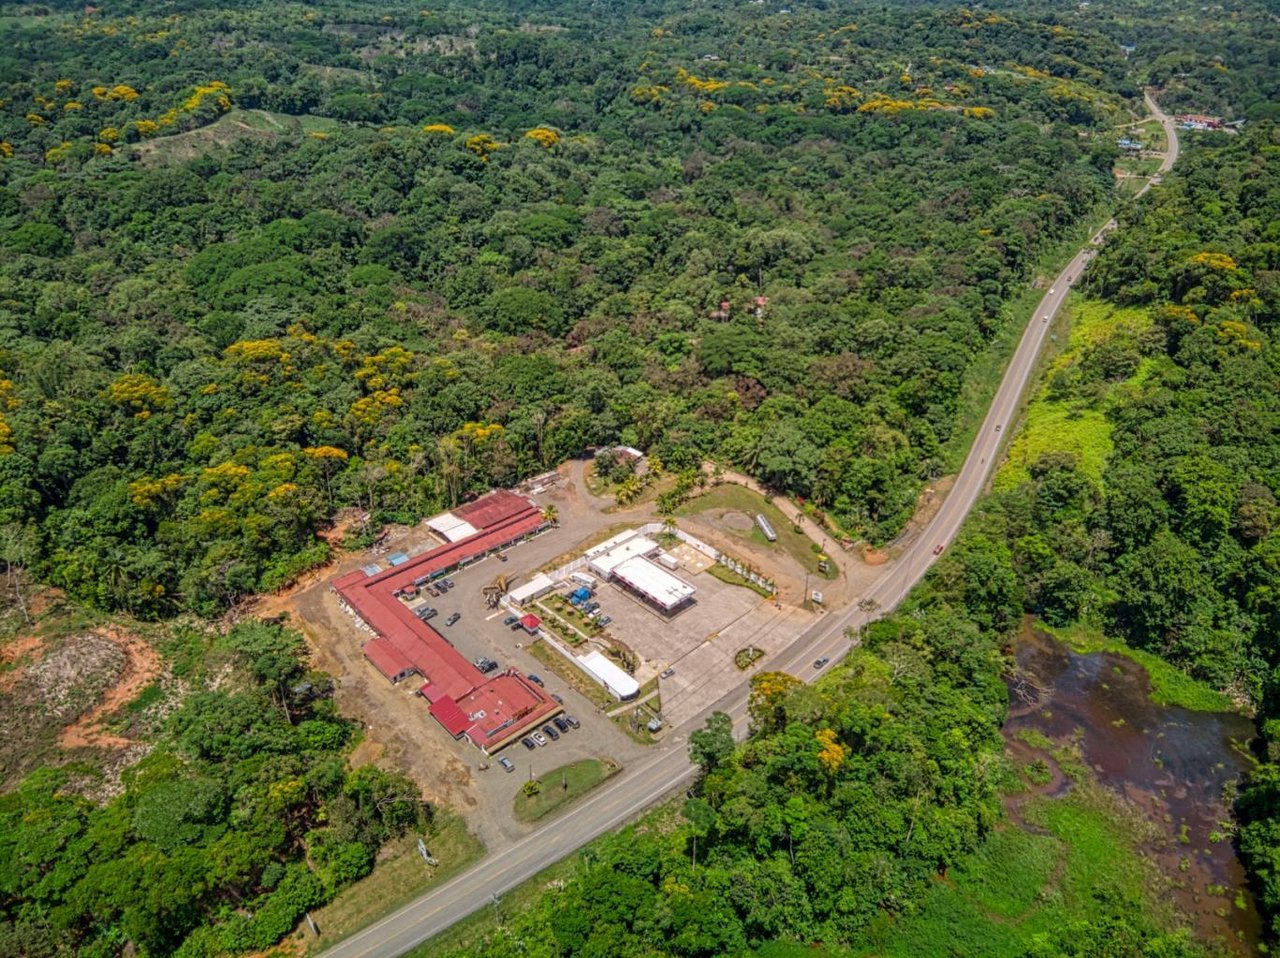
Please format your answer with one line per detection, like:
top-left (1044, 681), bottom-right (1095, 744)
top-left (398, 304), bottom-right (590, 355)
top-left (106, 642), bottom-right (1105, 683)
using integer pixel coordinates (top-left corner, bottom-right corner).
top-left (1004, 625), bottom-right (1261, 952)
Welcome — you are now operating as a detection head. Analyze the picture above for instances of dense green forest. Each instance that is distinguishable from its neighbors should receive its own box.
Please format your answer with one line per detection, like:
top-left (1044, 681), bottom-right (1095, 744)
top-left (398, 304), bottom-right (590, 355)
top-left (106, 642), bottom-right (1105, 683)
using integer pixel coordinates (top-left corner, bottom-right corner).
top-left (1, 0), bottom-right (1279, 955)
top-left (0, 0), bottom-right (1145, 619)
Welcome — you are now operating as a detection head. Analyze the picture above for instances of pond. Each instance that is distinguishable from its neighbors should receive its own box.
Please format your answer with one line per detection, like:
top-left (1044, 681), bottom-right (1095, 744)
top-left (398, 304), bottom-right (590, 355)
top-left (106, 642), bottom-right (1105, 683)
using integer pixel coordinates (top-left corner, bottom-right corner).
top-left (1004, 624), bottom-right (1261, 952)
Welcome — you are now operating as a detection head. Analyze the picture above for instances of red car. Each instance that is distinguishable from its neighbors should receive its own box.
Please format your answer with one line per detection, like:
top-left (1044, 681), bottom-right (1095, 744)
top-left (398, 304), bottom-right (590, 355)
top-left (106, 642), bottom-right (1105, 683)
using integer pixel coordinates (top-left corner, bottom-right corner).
top-left (933, 544), bottom-right (945, 556)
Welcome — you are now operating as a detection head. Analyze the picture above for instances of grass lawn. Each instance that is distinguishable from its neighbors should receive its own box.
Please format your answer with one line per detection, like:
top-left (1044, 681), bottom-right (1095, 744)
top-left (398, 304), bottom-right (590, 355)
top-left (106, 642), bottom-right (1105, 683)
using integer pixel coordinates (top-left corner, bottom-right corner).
top-left (1043, 620), bottom-right (1237, 712)
top-left (855, 787), bottom-right (1180, 957)
top-left (513, 758), bottom-right (620, 823)
top-left (678, 483), bottom-right (835, 579)
top-left (300, 812), bottom-right (483, 953)
top-left (527, 640), bottom-right (615, 711)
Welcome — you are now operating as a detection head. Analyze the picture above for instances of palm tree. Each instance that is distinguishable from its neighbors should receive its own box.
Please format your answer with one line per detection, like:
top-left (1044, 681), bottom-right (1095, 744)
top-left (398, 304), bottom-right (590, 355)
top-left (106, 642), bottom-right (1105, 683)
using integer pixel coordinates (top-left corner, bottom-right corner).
top-left (541, 505), bottom-right (559, 527)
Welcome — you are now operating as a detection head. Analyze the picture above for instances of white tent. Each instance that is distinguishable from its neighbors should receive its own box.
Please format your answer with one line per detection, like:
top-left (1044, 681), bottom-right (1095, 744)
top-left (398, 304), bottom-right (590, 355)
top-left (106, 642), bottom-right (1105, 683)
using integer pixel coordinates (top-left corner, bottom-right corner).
top-left (424, 512), bottom-right (479, 542)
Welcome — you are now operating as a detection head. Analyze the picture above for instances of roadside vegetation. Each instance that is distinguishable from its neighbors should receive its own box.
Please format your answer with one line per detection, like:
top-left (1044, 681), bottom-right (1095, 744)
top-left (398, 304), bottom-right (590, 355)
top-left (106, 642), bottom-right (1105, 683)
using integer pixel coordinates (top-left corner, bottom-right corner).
top-left (513, 759), bottom-right (619, 823)
top-left (300, 814), bottom-right (483, 954)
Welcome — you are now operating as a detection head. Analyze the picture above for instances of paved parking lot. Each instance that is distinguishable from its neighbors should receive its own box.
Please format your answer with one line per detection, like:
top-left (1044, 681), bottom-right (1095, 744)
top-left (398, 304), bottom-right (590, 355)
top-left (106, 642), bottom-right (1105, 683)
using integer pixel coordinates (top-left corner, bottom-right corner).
top-left (527, 546), bottom-right (818, 728)
top-left (393, 543), bottom-right (650, 834)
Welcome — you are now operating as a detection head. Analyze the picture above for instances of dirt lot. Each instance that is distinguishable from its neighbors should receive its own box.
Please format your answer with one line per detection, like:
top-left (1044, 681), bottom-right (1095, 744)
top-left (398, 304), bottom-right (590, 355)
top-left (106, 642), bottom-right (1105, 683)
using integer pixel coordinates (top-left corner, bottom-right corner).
top-left (0, 617), bottom-right (163, 794)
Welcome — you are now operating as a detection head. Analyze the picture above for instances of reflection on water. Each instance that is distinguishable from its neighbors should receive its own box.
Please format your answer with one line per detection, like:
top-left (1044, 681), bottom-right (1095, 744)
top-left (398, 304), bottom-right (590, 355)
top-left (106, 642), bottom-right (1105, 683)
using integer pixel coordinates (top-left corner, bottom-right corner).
top-left (1004, 626), bottom-right (1261, 952)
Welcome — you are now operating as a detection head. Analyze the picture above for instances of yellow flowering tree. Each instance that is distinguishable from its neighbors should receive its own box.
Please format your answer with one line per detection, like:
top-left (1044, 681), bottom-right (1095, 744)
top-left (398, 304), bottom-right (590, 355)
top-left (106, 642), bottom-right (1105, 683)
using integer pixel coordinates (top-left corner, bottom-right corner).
top-left (524, 127), bottom-right (560, 148)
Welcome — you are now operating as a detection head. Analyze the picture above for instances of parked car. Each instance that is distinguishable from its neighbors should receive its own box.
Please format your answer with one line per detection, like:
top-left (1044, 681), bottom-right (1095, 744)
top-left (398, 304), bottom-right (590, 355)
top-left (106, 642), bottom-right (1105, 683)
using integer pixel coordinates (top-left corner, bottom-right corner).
top-left (521, 737), bottom-right (536, 750)
top-left (660, 667), bottom-right (675, 679)
top-left (531, 731), bottom-right (548, 747)
top-left (813, 656), bottom-right (830, 669)
top-left (474, 658), bottom-right (498, 674)
top-left (422, 608), bottom-right (438, 620)
top-left (446, 612), bottom-right (461, 626)
top-left (552, 716), bottom-right (570, 733)
top-left (584, 602), bottom-right (600, 614)
top-left (564, 715), bottom-right (581, 729)
top-left (541, 724), bottom-right (560, 741)
top-left (441, 578), bottom-right (455, 589)
top-left (551, 693), bottom-right (563, 704)
top-left (498, 757), bottom-right (515, 772)
top-left (503, 614), bottom-right (519, 627)
top-left (597, 616), bottom-right (612, 627)
top-left (527, 674), bottom-right (544, 687)
top-left (426, 586), bottom-right (439, 597)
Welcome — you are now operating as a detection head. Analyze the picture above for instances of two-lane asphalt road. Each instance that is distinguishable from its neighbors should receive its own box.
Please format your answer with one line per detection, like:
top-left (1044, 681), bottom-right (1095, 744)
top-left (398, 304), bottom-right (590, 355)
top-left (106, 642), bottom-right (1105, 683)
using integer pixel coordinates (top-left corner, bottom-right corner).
top-left (319, 94), bottom-right (1179, 958)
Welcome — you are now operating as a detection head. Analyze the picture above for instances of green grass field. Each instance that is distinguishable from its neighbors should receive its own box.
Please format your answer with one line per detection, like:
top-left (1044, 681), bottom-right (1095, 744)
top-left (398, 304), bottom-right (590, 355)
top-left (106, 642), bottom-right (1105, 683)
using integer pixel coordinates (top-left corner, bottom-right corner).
top-left (678, 483), bottom-right (835, 579)
top-left (513, 758), bottom-right (619, 823)
top-left (995, 299), bottom-right (1152, 491)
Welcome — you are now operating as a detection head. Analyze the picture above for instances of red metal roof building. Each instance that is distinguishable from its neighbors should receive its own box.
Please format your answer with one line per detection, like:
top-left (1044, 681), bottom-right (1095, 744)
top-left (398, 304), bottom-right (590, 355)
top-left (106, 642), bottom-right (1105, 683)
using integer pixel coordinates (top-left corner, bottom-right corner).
top-left (332, 491), bottom-right (556, 753)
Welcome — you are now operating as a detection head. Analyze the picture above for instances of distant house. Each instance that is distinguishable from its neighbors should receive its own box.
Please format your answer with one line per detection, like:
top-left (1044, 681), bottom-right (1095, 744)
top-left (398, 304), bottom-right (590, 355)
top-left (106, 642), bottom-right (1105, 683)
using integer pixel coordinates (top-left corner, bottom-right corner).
top-left (1117, 138), bottom-right (1143, 152)
top-left (1176, 113), bottom-right (1223, 131)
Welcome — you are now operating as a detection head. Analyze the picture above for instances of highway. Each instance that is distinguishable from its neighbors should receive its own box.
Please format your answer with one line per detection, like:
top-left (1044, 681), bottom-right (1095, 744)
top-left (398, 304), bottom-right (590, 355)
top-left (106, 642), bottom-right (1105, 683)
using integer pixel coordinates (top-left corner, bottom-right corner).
top-left (319, 93), bottom-right (1179, 958)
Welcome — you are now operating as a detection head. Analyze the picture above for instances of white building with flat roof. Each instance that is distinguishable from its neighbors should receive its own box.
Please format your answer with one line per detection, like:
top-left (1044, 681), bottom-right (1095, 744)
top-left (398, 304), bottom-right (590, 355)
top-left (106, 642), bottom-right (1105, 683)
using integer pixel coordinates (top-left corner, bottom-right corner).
top-left (612, 555), bottom-right (696, 612)
top-left (587, 535), bottom-right (658, 578)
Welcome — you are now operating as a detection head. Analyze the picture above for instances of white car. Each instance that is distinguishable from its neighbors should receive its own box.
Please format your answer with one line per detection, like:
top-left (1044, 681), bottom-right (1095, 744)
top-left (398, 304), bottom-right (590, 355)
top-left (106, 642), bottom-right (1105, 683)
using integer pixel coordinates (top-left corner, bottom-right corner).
top-left (1049, 287), bottom-right (1056, 294)
top-left (531, 731), bottom-right (548, 747)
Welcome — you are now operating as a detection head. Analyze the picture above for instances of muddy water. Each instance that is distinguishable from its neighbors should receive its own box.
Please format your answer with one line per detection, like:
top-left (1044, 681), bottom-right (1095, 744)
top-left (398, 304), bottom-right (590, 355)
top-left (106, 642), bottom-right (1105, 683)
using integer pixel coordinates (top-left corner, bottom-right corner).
top-left (1005, 626), bottom-right (1261, 952)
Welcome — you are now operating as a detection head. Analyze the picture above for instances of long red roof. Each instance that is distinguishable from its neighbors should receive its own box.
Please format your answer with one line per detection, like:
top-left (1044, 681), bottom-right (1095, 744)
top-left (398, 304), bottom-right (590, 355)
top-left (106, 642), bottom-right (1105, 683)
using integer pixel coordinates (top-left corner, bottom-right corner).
top-left (332, 491), bottom-right (555, 750)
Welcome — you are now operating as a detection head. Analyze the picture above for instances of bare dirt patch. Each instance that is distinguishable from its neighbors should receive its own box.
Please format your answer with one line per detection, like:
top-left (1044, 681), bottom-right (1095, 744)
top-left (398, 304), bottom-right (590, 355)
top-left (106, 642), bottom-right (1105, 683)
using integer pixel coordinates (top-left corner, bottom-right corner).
top-left (58, 627), bottom-right (163, 751)
top-left (719, 510), bottom-right (754, 532)
top-left (0, 632), bottom-right (44, 673)
top-left (1, 631), bottom-right (120, 786)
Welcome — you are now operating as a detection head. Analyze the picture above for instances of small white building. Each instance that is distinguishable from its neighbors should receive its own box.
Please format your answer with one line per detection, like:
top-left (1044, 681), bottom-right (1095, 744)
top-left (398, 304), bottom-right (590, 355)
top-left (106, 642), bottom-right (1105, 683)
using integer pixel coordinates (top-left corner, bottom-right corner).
top-left (507, 573), bottom-right (554, 606)
top-left (577, 650), bottom-right (640, 700)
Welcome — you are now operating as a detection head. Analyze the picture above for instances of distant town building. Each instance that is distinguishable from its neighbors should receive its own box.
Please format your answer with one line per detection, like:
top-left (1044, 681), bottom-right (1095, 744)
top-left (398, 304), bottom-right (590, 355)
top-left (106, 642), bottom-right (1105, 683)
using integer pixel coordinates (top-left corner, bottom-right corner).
top-left (1176, 113), bottom-right (1223, 131)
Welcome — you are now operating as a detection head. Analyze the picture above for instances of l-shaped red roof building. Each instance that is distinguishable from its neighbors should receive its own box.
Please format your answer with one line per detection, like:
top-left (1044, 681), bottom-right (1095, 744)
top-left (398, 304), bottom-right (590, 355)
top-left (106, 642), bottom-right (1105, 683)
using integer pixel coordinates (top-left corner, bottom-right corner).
top-left (332, 490), bottom-right (559, 754)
